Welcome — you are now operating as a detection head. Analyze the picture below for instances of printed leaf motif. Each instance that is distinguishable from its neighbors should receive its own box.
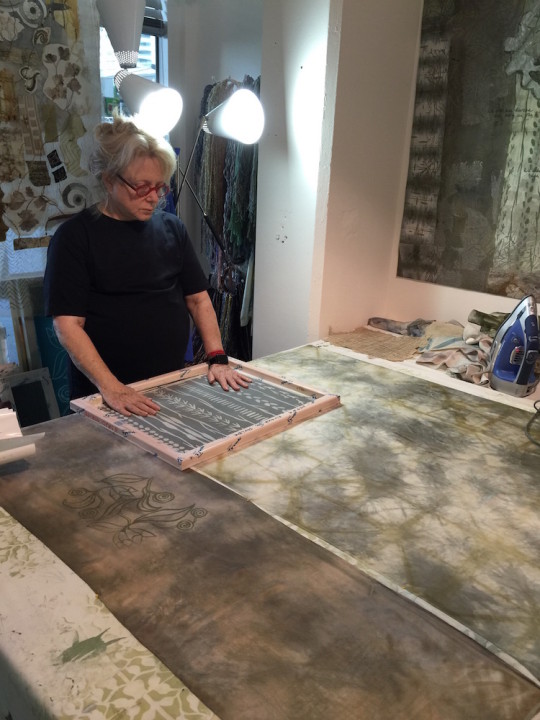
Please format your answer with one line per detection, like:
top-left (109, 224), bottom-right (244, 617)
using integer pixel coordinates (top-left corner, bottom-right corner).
top-left (34, 195), bottom-right (48, 210)
top-left (64, 475), bottom-right (208, 546)
top-left (60, 629), bottom-right (123, 664)
top-left (18, 208), bottom-right (38, 232)
top-left (131, 505), bottom-right (201, 525)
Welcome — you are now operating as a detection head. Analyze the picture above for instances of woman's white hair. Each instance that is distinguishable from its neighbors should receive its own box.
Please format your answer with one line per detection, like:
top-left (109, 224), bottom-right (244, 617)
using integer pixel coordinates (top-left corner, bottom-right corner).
top-left (89, 116), bottom-right (177, 183)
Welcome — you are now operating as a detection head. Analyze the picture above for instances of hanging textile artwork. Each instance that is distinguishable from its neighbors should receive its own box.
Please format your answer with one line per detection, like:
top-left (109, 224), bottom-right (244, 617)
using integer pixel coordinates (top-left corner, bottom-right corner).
top-left (192, 76), bottom-right (261, 363)
top-left (0, 0), bottom-right (101, 377)
top-left (398, 0), bottom-right (540, 300)
top-left (0, 0), bottom-right (101, 251)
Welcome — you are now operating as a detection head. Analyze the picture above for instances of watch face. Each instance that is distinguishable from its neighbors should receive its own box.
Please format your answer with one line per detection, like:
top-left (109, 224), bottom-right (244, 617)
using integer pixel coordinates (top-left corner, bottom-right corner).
top-left (209, 354), bottom-right (228, 366)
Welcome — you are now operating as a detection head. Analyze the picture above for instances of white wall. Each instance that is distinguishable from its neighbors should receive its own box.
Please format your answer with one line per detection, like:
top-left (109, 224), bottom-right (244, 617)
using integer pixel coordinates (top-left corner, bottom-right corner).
top-left (319, 0), bottom-right (423, 335)
top-left (168, 0), bottom-right (529, 360)
top-left (320, 0), bottom-right (529, 334)
top-left (252, 0), bottom-right (336, 358)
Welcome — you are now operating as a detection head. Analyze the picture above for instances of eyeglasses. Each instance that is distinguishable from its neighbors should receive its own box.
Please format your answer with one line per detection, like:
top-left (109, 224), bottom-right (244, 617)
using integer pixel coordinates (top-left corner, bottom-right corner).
top-left (117, 174), bottom-right (170, 199)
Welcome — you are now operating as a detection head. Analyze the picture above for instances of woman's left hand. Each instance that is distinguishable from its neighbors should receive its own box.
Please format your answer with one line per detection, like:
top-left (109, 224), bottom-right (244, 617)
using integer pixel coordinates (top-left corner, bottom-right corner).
top-left (207, 363), bottom-right (251, 391)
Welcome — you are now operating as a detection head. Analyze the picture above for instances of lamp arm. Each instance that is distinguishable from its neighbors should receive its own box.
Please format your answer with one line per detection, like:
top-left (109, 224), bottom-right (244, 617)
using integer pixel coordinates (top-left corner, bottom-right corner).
top-left (176, 119), bottom-right (203, 201)
top-left (200, 210), bottom-right (229, 261)
top-left (175, 155), bottom-right (232, 265)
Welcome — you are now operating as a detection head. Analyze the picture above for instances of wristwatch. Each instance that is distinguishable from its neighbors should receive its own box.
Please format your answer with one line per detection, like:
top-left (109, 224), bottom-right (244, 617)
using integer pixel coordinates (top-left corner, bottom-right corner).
top-left (207, 353), bottom-right (229, 366)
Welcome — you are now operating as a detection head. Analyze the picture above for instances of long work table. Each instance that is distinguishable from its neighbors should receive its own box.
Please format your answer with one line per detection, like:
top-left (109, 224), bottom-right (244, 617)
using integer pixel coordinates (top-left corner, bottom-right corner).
top-left (1, 343), bottom-right (539, 720)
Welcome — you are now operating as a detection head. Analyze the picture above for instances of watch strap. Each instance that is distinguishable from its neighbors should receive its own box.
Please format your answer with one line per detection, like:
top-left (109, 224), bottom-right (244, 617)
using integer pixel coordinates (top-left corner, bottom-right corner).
top-left (207, 353), bottom-right (229, 366)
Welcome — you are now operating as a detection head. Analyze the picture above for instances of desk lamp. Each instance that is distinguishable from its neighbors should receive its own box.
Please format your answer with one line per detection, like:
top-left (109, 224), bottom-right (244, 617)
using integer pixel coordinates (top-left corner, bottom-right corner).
top-left (96, 0), bottom-right (145, 69)
top-left (114, 70), bottom-right (183, 137)
top-left (175, 88), bottom-right (265, 261)
top-left (202, 88), bottom-right (265, 144)
top-left (178, 88), bottom-right (265, 197)
top-left (96, 0), bottom-right (183, 135)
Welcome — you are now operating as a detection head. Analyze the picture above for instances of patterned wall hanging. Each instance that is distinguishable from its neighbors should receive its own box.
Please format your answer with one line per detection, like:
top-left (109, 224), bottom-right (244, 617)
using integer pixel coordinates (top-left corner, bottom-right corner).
top-left (0, 0), bottom-right (101, 376)
top-left (398, 0), bottom-right (540, 300)
top-left (71, 360), bottom-right (341, 470)
top-left (0, 0), bottom-right (101, 252)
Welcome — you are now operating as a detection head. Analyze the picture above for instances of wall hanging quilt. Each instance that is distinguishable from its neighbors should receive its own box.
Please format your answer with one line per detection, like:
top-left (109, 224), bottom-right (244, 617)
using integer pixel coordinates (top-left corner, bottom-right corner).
top-left (0, 0), bottom-right (101, 253)
top-left (0, 0), bottom-right (101, 375)
top-left (399, 0), bottom-right (540, 299)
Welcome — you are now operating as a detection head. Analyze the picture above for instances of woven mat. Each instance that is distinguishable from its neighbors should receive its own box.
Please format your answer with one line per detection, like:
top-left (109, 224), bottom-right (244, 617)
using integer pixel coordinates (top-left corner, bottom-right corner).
top-left (327, 326), bottom-right (422, 361)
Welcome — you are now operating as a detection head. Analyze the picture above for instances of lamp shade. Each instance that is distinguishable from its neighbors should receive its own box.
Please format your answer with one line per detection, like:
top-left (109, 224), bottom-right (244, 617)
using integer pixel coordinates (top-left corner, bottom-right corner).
top-left (115, 71), bottom-right (183, 136)
top-left (202, 89), bottom-right (265, 144)
top-left (96, 0), bottom-right (145, 68)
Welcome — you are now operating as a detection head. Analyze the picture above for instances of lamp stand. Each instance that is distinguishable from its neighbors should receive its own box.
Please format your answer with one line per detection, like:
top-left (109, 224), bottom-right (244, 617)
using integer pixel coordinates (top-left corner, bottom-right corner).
top-left (175, 162), bottom-right (230, 262)
top-left (175, 119), bottom-right (203, 203)
top-left (175, 128), bottom-right (233, 265)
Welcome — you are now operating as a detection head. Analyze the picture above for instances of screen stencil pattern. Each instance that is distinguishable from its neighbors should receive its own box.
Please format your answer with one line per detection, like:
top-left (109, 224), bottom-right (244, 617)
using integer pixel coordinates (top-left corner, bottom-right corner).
top-left (71, 361), bottom-right (341, 469)
top-left (120, 376), bottom-right (311, 451)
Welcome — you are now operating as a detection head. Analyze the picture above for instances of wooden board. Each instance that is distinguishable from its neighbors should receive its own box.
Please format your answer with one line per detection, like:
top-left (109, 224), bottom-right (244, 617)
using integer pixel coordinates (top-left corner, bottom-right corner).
top-left (70, 359), bottom-right (341, 470)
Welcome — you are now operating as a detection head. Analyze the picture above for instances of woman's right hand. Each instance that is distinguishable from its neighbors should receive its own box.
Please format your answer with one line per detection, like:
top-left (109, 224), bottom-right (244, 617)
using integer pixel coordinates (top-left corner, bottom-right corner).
top-left (101, 382), bottom-right (160, 417)
top-left (52, 316), bottom-right (160, 417)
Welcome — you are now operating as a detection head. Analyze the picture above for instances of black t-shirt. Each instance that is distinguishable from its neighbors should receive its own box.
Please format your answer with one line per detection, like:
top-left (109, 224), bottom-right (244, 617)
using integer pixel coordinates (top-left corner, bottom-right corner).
top-left (43, 207), bottom-right (209, 398)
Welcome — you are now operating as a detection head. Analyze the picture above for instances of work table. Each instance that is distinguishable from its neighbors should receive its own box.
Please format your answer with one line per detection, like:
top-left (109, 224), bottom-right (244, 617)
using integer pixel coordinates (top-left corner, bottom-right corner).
top-left (1, 343), bottom-right (539, 720)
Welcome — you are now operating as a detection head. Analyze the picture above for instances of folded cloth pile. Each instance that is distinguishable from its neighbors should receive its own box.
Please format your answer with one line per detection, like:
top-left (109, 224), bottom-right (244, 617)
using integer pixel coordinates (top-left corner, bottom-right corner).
top-left (416, 323), bottom-right (493, 385)
top-left (368, 313), bottom-right (506, 385)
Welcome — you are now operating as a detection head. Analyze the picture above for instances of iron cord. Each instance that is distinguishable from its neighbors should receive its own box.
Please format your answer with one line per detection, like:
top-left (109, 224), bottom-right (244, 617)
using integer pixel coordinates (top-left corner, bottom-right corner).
top-left (525, 399), bottom-right (540, 447)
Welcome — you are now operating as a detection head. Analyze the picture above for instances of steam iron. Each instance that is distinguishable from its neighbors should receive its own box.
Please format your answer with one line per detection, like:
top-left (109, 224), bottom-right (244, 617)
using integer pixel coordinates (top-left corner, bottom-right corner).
top-left (488, 295), bottom-right (539, 397)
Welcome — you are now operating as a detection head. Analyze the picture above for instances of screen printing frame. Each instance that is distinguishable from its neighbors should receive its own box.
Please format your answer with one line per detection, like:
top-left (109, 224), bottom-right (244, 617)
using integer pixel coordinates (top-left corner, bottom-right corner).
top-left (70, 359), bottom-right (341, 470)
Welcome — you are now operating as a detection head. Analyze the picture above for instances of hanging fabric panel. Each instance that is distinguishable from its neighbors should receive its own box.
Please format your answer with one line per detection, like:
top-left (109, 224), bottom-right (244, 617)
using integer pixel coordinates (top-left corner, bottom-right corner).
top-left (191, 76), bottom-right (261, 363)
top-left (0, 0), bottom-right (102, 371)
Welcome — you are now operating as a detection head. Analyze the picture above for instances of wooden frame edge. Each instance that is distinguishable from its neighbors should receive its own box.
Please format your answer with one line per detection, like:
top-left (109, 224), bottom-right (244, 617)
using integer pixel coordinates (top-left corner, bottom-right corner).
top-left (70, 359), bottom-right (341, 470)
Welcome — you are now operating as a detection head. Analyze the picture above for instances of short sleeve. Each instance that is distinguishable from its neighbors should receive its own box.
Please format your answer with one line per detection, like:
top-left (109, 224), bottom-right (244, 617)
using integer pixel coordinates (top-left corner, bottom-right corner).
top-left (162, 213), bottom-right (209, 297)
top-left (43, 215), bottom-right (91, 318)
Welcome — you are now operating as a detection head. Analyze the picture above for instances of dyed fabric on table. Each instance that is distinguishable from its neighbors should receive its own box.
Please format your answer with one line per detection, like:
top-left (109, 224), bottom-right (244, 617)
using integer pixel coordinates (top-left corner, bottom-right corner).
top-left (0, 507), bottom-right (218, 720)
top-left (0, 415), bottom-right (539, 720)
top-left (201, 343), bottom-right (540, 683)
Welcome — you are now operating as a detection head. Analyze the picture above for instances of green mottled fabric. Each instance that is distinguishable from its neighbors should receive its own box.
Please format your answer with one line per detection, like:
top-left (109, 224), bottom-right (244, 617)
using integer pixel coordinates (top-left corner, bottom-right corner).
top-left (202, 344), bottom-right (540, 685)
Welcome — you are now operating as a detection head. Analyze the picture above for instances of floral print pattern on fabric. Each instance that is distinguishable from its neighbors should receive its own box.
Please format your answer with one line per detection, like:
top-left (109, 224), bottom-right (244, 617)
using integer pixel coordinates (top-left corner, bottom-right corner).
top-left (0, 506), bottom-right (220, 720)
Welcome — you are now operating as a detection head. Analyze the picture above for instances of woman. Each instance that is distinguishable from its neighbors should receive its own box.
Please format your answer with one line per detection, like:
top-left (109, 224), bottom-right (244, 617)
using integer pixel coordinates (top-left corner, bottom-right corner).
top-left (44, 117), bottom-right (249, 417)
